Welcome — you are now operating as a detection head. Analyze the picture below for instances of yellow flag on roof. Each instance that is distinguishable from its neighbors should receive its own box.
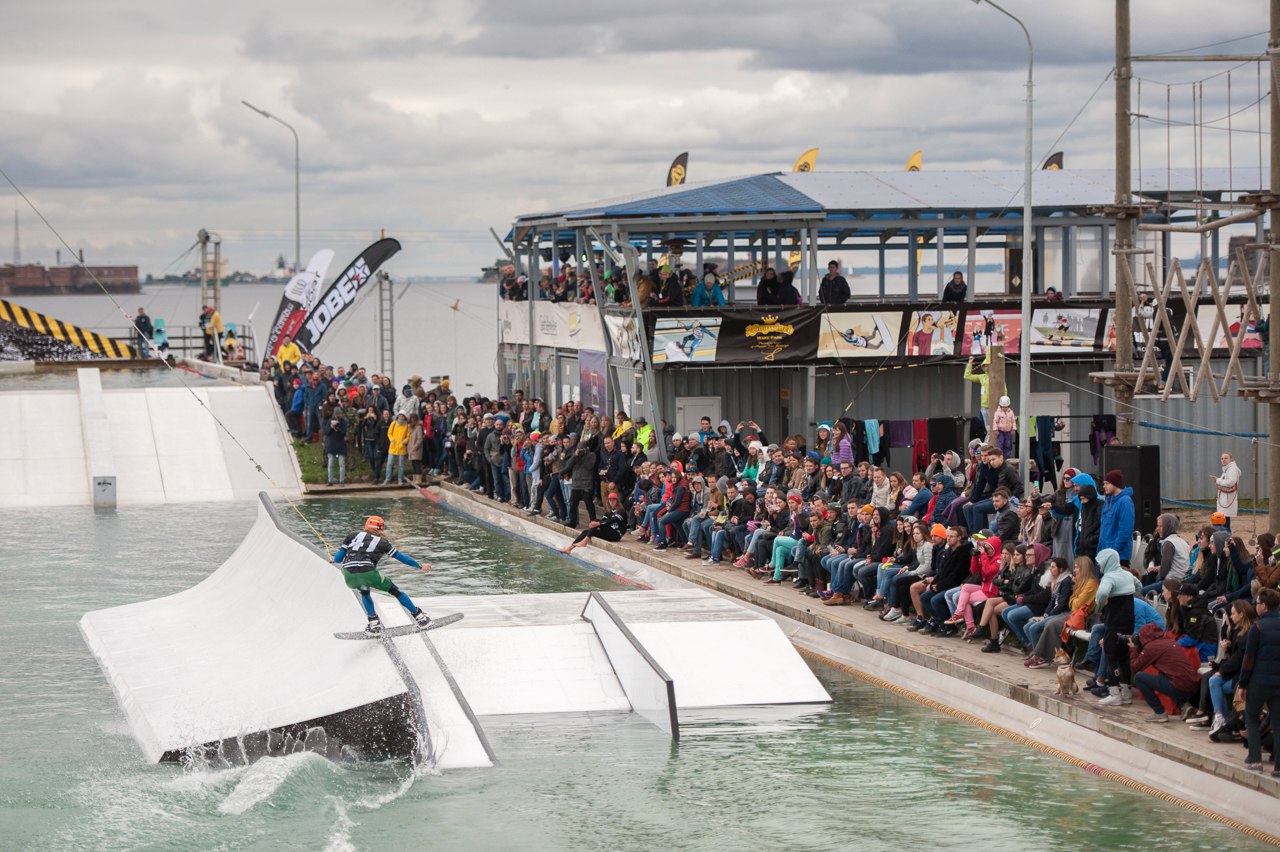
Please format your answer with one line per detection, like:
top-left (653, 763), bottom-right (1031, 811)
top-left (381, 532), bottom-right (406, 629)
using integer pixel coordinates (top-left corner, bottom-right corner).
top-left (906, 151), bottom-right (924, 272)
top-left (792, 148), bottom-right (818, 173)
top-left (788, 148), bottom-right (819, 269)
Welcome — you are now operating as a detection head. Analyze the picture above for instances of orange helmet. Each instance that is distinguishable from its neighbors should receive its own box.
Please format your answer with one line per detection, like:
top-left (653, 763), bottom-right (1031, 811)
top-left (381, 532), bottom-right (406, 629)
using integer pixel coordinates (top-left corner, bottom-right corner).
top-left (364, 515), bottom-right (386, 532)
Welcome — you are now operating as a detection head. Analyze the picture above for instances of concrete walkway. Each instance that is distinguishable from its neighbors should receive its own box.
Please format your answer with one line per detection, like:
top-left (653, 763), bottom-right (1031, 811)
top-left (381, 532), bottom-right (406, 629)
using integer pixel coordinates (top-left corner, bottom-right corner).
top-left (429, 479), bottom-right (1280, 804)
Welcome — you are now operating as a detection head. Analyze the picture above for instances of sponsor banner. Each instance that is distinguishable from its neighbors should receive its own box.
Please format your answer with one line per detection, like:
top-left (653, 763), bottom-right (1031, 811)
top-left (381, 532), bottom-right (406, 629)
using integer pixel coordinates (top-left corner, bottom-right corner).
top-left (818, 311), bottom-right (902, 359)
top-left (500, 299), bottom-right (530, 345)
top-left (903, 309), bottom-right (960, 357)
top-left (579, 349), bottom-right (607, 412)
top-left (961, 309), bottom-right (1023, 356)
top-left (652, 317), bottom-right (721, 363)
top-left (717, 308), bottom-right (821, 363)
top-left (1028, 307), bottom-right (1102, 353)
top-left (298, 238), bottom-right (401, 352)
top-left (1196, 303), bottom-right (1263, 352)
top-left (604, 313), bottom-right (643, 361)
top-left (534, 303), bottom-right (606, 352)
top-left (264, 249), bottom-right (334, 357)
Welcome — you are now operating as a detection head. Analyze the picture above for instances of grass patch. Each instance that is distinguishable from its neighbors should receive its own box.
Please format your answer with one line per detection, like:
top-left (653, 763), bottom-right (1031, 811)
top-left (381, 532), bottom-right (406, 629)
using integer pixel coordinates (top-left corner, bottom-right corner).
top-left (291, 439), bottom-right (380, 484)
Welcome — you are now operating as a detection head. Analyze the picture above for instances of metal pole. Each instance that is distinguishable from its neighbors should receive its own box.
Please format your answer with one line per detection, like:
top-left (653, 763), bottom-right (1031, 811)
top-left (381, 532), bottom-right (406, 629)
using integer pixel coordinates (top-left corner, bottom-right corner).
top-left (1114, 0), bottom-right (1137, 444)
top-left (242, 101), bottom-right (300, 276)
top-left (975, 0), bottom-right (1034, 495)
top-left (1268, 0), bottom-right (1280, 531)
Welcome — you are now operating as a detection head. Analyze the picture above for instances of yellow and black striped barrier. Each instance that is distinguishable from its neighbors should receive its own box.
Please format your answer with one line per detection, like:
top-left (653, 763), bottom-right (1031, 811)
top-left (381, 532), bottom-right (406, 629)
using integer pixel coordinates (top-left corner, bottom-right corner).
top-left (721, 259), bottom-right (765, 284)
top-left (0, 298), bottom-right (135, 359)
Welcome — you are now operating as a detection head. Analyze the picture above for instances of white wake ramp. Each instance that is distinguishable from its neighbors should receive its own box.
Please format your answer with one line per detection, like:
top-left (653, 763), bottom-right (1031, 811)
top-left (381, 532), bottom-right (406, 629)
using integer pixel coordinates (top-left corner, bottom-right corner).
top-left (81, 494), bottom-right (829, 770)
top-left (0, 368), bottom-right (301, 509)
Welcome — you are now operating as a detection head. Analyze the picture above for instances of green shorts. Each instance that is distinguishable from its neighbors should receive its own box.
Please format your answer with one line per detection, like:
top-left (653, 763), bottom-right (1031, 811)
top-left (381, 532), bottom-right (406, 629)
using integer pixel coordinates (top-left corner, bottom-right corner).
top-left (343, 569), bottom-right (395, 593)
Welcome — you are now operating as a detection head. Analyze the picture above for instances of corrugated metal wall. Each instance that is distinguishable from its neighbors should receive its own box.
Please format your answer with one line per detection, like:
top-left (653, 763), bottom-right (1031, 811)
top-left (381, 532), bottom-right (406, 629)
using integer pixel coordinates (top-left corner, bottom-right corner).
top-left (656, 368), bottom-right (790, 446)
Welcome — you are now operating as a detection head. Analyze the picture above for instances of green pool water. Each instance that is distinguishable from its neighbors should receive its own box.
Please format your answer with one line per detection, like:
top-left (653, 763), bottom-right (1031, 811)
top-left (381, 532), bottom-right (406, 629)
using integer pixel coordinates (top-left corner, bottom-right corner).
top-left (0, 496), bottom-right (1265, 851)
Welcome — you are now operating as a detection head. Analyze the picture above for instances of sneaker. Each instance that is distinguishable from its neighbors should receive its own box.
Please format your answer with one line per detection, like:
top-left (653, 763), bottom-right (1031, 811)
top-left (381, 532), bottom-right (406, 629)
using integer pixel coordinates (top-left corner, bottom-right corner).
top-left (881, 607), bottom-right (902, 622)
top-left (919, 622), bottom-right (937, 634)
top-left (1098, 688), bottom-right (1124, 706)
top-left (907, 618), bottom-right (926, 632)
top-left (413, 609), bottom-right (432, 629)
top-left (997, 628), bottom-right (1009, 646)
top-left (962, 626), bottom-right (980, 641)
top-left (1026, 656), bottom-right (1049, 669)
top-left (1189, 717), bottom-right (1212, 729)
top-left (981, 639), bottom-right (1001, 653)
top-left (764, 578), bottom-right (781, 585)
top-left (1144, 711), bottom-right (1168, 723)
top-left (364, 618), bottom-right (384, 637)
top-left (701, 557), bottom-right (719, 565)
top-left (1209, 713), bottom-right (1226, 735)
top-left (943, 615), bottom-right (964, 626)
top-left (684, 552), bottom-right (702, 560)
top-left (654, 542), bottom-right (668, 551)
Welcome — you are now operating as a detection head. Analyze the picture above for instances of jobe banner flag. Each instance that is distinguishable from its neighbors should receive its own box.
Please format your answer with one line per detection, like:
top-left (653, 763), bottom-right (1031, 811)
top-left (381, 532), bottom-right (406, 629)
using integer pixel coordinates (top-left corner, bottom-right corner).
top-left (264, 249), bottom-right (334, 357)
top-left (297, 238), bottom-right (401, 352)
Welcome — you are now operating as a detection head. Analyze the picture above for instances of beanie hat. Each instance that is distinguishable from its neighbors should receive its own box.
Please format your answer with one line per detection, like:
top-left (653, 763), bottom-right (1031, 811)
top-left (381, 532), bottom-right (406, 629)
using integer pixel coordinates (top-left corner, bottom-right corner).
top-left (930, 523), bottom-right (947, 539)
top-left (1103, 470), bottom-right (1124, 489)
top-left (786, 489), bottom-right (803, 502)
top-left (860, 504), bottom-right (875, 515)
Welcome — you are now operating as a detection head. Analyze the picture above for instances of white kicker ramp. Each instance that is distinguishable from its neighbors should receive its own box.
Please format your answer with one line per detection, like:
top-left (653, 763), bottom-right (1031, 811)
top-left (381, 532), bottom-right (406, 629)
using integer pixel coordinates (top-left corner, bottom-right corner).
top-left (81, 496), bottom-right (829, 769)
top-left (80, 494), bottom-right (493, 769)
top-left (0, 371), bottom-right (301, 508)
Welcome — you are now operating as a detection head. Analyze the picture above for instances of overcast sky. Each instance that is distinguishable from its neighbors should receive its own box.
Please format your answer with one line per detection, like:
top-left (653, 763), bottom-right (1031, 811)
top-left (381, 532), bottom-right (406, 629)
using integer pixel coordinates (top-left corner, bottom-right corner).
top-left (0, 0), bottom-right (1270, 278)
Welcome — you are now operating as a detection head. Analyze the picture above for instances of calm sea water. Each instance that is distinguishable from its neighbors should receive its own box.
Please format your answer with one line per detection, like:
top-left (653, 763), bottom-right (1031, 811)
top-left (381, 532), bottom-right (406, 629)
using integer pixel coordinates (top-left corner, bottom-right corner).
top-left (0, 495), bottom-right (1265, 851)
top-left (13, 279), bottom-right (499, 397)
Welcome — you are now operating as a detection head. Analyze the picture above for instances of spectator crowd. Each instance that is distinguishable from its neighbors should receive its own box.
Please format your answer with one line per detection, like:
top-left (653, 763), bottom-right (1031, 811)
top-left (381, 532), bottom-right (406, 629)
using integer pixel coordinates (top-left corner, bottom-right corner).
top-left (260, 343), bottom-right (1280, 778)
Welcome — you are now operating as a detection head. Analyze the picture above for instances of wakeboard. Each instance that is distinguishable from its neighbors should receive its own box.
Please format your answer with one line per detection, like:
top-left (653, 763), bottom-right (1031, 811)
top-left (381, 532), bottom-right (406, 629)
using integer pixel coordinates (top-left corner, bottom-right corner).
top-left (334, 612), bottom-right (464, 640)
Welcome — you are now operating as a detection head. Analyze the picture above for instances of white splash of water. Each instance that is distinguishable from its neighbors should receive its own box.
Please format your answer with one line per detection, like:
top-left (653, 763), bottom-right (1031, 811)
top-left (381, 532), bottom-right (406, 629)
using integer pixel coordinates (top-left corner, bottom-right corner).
top-left (217, 752), bottom-right (328, 815)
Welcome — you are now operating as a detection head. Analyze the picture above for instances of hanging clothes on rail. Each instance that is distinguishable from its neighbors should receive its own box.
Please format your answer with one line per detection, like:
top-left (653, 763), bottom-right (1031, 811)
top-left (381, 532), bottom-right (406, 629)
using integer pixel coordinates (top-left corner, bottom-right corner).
top-left (1088, 414), bottom-right (1117, 466)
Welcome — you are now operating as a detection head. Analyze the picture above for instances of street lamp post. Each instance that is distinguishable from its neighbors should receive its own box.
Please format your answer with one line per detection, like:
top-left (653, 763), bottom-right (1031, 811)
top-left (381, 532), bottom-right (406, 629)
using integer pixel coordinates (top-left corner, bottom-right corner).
top-left (972, 0), bottom-right (1034, 496)
top-left (241, 100), bottom-right (300, 277)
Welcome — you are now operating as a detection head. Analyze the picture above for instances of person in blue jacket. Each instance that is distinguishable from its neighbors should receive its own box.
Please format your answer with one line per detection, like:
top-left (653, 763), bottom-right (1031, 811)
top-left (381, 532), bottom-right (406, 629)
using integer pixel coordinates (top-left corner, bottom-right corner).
top-left (691, 264), bottom-right (727, 307)
top-left (1099, 469), bottom-right (1135, 565)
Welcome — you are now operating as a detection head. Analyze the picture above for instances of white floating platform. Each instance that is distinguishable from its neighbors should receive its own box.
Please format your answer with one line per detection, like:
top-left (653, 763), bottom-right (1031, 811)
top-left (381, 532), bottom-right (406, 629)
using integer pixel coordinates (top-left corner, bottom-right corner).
top-left (0, 372), bottom-right (300, 508)
top-left (81, 494), bottom-right (829, 770)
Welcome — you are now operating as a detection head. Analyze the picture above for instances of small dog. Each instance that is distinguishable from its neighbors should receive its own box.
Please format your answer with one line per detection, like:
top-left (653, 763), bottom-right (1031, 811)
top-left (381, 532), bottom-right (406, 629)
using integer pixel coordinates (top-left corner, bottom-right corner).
top-left (1054, 647), bottom-right (1079, 697)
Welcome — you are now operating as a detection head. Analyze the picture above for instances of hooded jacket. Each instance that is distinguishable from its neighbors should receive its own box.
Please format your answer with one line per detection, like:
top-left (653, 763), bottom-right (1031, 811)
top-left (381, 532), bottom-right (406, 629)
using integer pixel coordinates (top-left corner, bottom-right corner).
top-left (1099, 485), bottom-right (1135, 559)
top-left (1070, 473), bottom-right (1102, 559)
top-left (1094, 548), bottom-right (1139, 608)
top-left (969, 536), bottom-right (1003, 597)
top-left (1154, 513), bottom-right (1191, 582)
top-left (1129, 622), bottom-right (1200, 694)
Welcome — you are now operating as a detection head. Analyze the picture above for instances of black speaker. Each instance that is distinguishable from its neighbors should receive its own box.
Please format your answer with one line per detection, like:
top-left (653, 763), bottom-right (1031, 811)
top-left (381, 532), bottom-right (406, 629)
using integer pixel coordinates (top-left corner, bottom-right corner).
top-left (927, 417), bottom-right (969, 459)
top-left (1100, 444), bottom-right (1161, 536)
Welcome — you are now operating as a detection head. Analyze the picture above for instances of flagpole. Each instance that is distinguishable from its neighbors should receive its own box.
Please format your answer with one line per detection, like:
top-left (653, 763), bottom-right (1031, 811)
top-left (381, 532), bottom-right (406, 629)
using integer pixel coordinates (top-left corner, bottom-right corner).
top-left (971, 0), bottom-right (1034, 496)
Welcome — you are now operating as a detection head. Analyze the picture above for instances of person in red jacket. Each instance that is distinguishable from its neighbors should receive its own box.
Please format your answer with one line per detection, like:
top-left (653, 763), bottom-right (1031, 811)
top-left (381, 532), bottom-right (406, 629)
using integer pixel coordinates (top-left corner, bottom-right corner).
top-left (1129, 621), bottom-right (1201, 722)
top-left (945, 535), bottom-right (1003, 638)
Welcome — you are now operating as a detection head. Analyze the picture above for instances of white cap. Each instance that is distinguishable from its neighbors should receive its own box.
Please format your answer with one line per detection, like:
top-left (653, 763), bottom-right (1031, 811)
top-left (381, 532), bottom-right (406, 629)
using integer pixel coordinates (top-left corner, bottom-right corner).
top-left (998, 395), bottom-right (1011, 408)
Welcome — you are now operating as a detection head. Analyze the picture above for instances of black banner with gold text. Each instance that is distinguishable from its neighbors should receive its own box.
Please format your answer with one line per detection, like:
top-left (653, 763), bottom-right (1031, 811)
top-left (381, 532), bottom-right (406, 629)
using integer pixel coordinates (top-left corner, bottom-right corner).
top-left (714, 308), bottom-right (821, 364)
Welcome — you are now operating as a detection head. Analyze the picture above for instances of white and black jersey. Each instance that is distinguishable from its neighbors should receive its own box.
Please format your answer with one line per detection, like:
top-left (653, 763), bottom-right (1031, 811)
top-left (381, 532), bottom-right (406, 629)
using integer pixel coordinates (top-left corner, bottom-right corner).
top-left (598, 510), bottom-right (627, 538)
top-left (340, 531), bottom-right (398, 573)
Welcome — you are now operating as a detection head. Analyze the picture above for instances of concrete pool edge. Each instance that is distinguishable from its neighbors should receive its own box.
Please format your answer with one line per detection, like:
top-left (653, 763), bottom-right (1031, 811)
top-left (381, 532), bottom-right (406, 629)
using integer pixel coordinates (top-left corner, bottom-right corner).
top-left (423, 481), bottom-right (1280, 843)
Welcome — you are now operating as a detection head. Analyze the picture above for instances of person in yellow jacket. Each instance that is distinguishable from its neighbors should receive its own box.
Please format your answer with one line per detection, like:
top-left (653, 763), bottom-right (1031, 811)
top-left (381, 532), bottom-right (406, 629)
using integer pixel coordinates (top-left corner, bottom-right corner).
top-left (964, 351), bottom-right (992, 428)
top-left (275, 335), bottom-right (302, 369)
top-left (634, 417), bottom-right (656, 459)
top-left (384, 411), bottom-right (412, 485)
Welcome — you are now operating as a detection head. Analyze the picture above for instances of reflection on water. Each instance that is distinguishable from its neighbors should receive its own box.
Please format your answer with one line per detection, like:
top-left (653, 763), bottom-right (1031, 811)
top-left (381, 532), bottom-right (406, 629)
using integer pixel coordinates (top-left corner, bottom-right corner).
top-left (0, 496), bottom-right (1266, 851)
